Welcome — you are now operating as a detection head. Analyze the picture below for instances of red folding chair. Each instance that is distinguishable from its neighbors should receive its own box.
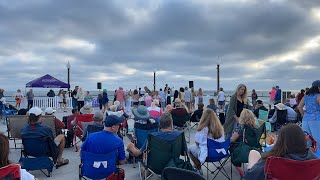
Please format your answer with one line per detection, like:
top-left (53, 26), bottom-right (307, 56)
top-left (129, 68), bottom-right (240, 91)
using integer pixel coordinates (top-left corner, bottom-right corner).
top-left (264, 156), bottom-right (320, 180)
top-left (0, 164), bottom-right (21, 180)
top-left (74, 114), bottom-right (94, 152)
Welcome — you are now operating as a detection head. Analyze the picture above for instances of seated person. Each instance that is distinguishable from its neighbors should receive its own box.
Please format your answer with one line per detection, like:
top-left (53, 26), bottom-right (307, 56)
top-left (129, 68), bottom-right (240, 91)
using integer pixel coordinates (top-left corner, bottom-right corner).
top-left (81, 115), bottom-right (126, 165)
top-left (189, 108), bottom-right (225, 173)
top-left (253, 100), bottom-right (268, 118)
top-left (20, 107), bottom-right (69, 167)
top-left (269, 103), bottom-right (297, 123)
top-left (0, 133), bottom-right (37, 180)
top-left (133, 105), bottom-right (158, 130)
top-left (81, 111), bottom-right (104, 142)
top-left (127, 112), bottom-right (184, 157)
top-left (18, 108), bottom-right (28, 115)
top-left (207, 98), bottom-right (217, 113)
top-left (164, 104), bottom-right (173, 113)
top-left (231, 109), bottom-right (258, 143)
top-left (0, 98), bottom-right (17, 113)
top-left (190, 103), bottom-right (204, 122)
top-left (67, 108), bottom-right (79, 130)
top-left (170, 98), bottom-right (189, 126)
top-left (44, 107), bottom-right (65, 133)
top-left (113, 101), bottom-right (129, 118)
top-left (244, 124), bottom-right (317, 180)
top-left (147, 99), bottom-right (163, 122)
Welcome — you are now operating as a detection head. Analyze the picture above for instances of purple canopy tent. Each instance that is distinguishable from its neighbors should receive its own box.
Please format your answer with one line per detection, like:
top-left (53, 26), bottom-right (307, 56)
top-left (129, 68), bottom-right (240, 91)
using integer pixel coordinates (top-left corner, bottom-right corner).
top-left (26, 74), bottom-right (70, 88)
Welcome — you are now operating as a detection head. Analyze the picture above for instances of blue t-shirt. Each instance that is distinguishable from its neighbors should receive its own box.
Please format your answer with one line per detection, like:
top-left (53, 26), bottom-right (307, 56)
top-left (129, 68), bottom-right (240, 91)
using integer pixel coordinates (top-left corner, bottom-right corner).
top-left (21, 123), bottom-right (54, 140)
top-left (81, 130), bottom-right (125, 161)
top-left (140, 131), bottom-right (182, 152)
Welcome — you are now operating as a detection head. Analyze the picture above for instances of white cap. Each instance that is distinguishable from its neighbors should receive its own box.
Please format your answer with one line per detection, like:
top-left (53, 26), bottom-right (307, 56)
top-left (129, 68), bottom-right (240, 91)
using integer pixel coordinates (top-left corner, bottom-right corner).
top-left (44, 107), bottom-right (56, 114)
top-left (28, 107), bottom-right (42, 116)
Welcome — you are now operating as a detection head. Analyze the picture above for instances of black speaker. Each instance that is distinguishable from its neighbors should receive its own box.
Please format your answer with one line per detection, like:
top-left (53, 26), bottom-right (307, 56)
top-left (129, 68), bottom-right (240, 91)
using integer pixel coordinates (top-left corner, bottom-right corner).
top-left (189, 81), bottom-right (194, 88)
top-left (97, 82), bottom-right (102, 89)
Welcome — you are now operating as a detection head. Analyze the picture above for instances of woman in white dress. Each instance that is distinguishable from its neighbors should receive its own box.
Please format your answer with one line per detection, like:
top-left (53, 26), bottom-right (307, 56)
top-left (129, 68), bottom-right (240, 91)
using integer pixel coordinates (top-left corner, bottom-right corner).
top-left (188, 108), bottom-right (225, 174)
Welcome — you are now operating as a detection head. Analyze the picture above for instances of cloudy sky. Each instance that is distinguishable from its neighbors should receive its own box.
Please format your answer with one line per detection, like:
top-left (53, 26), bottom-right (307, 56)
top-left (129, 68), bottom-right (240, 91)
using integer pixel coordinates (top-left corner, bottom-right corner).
top-left (0, 0), bottom-right (320, 92)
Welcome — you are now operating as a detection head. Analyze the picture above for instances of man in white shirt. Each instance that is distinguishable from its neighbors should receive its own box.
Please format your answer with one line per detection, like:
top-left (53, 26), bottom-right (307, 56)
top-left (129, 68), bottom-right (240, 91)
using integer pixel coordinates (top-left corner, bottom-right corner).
top-left (184, 87), bottom-right (192, 111)
top-left (217, 87), bottom-right (225, 111)
top-left (159, 88), bottom-right (166, 108)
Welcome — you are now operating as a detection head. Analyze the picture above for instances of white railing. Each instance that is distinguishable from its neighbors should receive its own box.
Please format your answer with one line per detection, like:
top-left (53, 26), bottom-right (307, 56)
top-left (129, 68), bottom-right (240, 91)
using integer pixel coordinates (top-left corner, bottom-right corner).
top-left (33, 96), bottom-right (73, 109)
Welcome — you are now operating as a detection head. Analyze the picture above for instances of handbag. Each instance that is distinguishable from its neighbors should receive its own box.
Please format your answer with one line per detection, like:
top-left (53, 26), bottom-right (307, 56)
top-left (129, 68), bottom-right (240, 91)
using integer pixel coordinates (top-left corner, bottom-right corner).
top-left (106, 168), bottom-right (125, 180)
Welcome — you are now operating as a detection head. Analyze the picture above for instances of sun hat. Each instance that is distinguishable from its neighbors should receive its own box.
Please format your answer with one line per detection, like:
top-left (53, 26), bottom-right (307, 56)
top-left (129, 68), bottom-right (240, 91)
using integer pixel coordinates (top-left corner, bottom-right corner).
top-left (104, 115), bottom-right (124, 127)
top-left (174, 98), bottom-right (182, 105)
top-left (132, 105), bottom-right (150, 121)
top-left (275, 103), bottom-right (285, 110)
top-left (28, 107), bottom-right (42, 116)
top-left (44, 107), bottom-right (56, 114)
top-left (93, 111), bottom-right (104, 121)
top-left (312, 80), bottom-right (320, 87)
top-left (80, 105), bottom-right (93, 114)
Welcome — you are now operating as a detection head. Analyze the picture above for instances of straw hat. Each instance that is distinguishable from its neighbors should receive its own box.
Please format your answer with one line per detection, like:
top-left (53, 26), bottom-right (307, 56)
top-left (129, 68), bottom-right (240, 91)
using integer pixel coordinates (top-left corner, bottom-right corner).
top-left (275, 103), bottom-right (285, 110)
top-left (80, 105), bottom-right (93, 114)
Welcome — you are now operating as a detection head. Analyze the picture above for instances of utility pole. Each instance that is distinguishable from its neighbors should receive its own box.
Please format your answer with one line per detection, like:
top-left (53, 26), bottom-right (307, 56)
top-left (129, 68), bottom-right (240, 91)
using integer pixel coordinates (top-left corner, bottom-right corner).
top-left (153, 70), bottom-right (156, 92)
top-left (217, 64), bottom-right (220, 93)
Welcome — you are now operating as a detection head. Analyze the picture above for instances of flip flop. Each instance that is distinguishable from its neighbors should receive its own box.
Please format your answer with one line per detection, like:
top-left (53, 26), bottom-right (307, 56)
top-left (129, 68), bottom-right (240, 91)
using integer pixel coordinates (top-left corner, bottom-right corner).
top-left (56, 159), bottom-right (69, 167)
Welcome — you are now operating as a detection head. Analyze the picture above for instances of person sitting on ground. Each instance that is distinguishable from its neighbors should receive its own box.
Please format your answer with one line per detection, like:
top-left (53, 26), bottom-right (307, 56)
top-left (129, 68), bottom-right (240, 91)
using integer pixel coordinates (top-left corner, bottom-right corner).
top-left (189, 108), bottom-right (225, 173)
top-left (81, 111), bottom-right (104, 142)
top-left (21, 107), bottom-right (69, 167)
top-left (190, 103), bottom-right (204, 122)
top-left (81, 115), bottom-right (126, 165)
top-left (147, 99), bottom-right (163, 123)
top-left (253, 100), bottom-right (268, 118)
top-left (207, 98), bottom-right (217, 113)
top-left (127, 112), bottom-right (185, 157)
top-left (164, 104), bottom-right (173, 113)
top-left (133, 105), bottom-right (158, 130)
top-left (269, 103), bottom-right (297, 124)
top-left (170, 98), bottom-right (189, 127)
top-left (0, 133), bottom-right (37, 180)
top-left (44, 107), bottom-right (66, 133)
top-left (244, 124), bottom-right (317, 180)
top-left (231, 109), bottom-right (258, 144)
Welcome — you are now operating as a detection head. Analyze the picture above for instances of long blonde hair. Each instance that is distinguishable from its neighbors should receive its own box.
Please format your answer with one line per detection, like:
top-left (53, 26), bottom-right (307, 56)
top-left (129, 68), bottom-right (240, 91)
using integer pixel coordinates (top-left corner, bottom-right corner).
top-left (197, 108), bottom-right (224, 139)
top-left (239, 109), bottom-right (257, 128)
top-left (235, 84), bottom-right (247, 101)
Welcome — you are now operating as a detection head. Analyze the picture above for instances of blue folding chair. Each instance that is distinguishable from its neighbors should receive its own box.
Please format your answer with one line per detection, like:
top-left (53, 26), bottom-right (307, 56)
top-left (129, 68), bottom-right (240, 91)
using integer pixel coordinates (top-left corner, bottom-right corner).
top-left (0, 104), bottom-right (15, 123)
top-left (202, 137), bottom-right (231, 180)
top-left (79, 150), bottom-right (118, 180)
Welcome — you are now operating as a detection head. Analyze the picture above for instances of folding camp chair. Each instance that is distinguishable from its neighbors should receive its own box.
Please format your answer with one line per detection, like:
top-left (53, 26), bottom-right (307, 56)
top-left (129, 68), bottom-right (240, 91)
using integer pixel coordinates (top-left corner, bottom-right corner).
top-left (257, 110), bottom-right (272, 133)
top-left (0, 164), bottom-right (21, 180)
top-left (6, 115), bottom-right (28, 149)
top-left (202, 137), bottom-right (232, 180)
top-left (73, 114), bottom-right (94, 152)
top-left (162, 167), bottom-right (205, 180)
top-left (0, 104), bottom-right (15, 123)
top-left (231, 123), bottom-right (265, 177)
top-left (19, 136), bottom-right (57, 177)
top-left (139, 132), bottom-right (189, 180)
top-left (79, 150), bottom-right (118, 180)
top-left (171, 114), bottom-right (191, 143)
top-left (264, 156), bottom-right (320, 180)
top-left (274, 109), bottom-right (288, 131)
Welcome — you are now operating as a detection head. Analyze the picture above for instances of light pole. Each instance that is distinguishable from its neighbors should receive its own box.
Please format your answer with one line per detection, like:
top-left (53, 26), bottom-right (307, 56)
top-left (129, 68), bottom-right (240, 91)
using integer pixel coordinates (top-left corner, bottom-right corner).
top-left (66, 61), bottom-right (71, 97)
top-left (153, 70), bottom-right (156, 92)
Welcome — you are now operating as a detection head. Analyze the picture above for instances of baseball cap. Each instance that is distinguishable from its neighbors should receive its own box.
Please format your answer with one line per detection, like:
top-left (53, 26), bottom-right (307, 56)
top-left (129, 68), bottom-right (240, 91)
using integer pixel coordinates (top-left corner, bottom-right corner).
top-left (104, 115), bottom-right (124, 127)
top-left (28, 107), bottom-right (42, 116)
top-left (45, 107), bottom-right (56, 114)
top-left (312, 80), bottom-right (320, 87)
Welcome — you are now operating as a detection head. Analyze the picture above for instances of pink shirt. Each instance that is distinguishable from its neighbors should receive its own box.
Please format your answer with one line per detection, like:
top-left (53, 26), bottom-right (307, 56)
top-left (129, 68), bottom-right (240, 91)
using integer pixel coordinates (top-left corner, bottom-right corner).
top-left (270, 89), bottom-right (277, 100)
top-left (145, 96), bottom-right (152, 107)
top-left (148, 106), bottom-right (163, 118)
top-left (116, 89), bottom-right (126, 102)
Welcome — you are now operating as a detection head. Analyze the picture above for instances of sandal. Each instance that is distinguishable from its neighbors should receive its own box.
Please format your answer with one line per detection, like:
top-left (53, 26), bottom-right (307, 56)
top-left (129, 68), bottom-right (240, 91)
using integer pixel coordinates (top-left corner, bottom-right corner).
top-left (56, 159), bottom-right (69, 167)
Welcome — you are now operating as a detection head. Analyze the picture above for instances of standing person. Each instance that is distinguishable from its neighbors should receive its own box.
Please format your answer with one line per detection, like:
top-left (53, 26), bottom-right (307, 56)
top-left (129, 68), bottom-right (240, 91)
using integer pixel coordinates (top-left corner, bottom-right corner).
top-left (153, 91), bottom-right (161, 103)
top-left (84, 91), bottom-right (92, 106)
top-left (47, 89), bottom-right (55, 107)
top-left (101, 89), bottom-right (109, 113)
top-left (0, 88), bottom-right (4, 99)
top-left (132, 89), bottom-right (140, 109)
top-left (115, 87), bottom-right (126, 108)
top-left (189, 108), bottom-right (225, 173)
top-left (223, 84), bottom-right (247, 136)
top-left (269, 86), bottom-right (277, 109)
top-left (58, 89), bottom-right (64, 110)
top-left (159, 88), bottom-right (166, 109)
top-left (274, 86), bottom-right (282, 104)
top-left (184, 87), bottom-right (192, 111)
top-left (98, 90), bottom-right (103, 110)
top-left (14, 89), bottom-right (23, 109)
top-left (166, 88), bottom-right (171, 105)
top-left (298, 80), bottom-right (320, 151)
top-left (179, 87), bottom-right (185, 104)
top-left (71, 86), bottom-right (79, 109)
top-left (76, 87), bottom-right (85, 111)
top-left (144, 93), bottom-right (152, 108)
top-left (251, 89), bottom-right (258, 107)
top-left (296, 89), bottom-right (305, 105)
top-left (26, 89), bottom-right (34, 110)
top-left (197, 88), bottom-right (203, 104)
top-left (191, 87), bottom-right (196, 111)
top-left (217, 87), bottom-right (225, 111)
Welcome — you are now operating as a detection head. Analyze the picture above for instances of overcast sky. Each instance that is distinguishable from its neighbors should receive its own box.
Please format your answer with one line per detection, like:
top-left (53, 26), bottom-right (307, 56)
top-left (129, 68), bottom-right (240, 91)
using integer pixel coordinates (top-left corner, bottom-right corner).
top-left (0, 0), bottom-right (319, 92)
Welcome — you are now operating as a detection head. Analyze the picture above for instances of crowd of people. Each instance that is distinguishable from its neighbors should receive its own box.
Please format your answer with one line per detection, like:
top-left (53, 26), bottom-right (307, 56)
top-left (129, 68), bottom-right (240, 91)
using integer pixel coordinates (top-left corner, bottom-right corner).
top-left (0, 80), bottom-right (319, 179)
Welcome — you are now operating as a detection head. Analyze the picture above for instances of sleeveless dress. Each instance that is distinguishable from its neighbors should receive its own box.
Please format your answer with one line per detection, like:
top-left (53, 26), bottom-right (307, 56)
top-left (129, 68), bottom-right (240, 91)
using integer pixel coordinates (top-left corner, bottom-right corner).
top-left (303, 94), bottom-right (320, 121)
